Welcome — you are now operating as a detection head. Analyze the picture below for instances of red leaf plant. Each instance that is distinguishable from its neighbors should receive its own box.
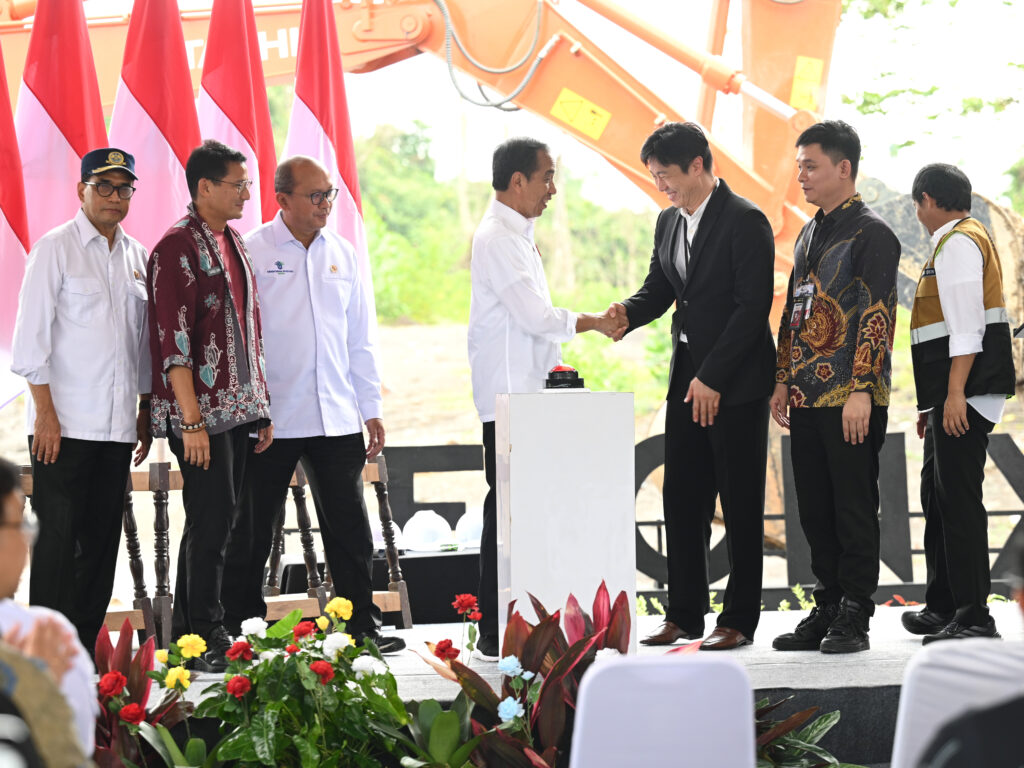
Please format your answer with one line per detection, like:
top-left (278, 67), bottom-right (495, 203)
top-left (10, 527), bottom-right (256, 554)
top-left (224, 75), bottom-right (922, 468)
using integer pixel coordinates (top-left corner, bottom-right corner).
top-left (418, 580), bottom-right (631, 766)
top-left (93, 618), bottom-right (192, 768)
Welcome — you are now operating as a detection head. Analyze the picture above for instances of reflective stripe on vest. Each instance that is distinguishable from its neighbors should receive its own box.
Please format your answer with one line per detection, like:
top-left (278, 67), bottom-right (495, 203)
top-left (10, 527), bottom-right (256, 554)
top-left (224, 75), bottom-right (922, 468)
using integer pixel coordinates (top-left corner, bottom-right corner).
top-left (910, 306), bottom-right (1009, 345)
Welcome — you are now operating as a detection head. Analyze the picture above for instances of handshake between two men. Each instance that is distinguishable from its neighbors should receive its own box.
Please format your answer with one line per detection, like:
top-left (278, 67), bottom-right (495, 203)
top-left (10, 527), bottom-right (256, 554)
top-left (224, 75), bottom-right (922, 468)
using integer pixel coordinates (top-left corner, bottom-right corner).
top-left (575, 302), bottom-right (629, 341)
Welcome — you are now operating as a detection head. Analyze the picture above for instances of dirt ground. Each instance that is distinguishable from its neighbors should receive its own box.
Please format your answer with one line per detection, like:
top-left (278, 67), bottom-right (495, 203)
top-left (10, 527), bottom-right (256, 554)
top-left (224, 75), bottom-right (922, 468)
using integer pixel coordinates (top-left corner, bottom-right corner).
top-left (3, 322), bottom-right (1022, 608)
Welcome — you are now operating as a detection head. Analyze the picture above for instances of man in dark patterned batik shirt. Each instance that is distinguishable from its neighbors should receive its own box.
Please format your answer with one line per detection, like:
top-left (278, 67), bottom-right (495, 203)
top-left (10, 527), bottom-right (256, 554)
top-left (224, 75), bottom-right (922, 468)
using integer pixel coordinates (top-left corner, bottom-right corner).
top-left (770, 120), bottom-right (901, 654)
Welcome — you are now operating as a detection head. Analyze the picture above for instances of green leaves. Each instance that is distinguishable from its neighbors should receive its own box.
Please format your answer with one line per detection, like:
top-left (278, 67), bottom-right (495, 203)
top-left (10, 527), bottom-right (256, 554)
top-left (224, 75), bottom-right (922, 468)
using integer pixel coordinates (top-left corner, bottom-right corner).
top-left (265, 609), bottom-right (303, 639)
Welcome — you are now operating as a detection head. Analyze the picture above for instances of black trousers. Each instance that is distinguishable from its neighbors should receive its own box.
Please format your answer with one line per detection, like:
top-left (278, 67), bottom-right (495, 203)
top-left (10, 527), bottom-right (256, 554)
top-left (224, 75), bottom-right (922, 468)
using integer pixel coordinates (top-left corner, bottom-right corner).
top-left (921, 407), bottom-right (994, 626)
top-left (789, 405), bottom-right (888, 614)
top-left (662, 349), bottom-right (769, 639)
top-left (222, 434), bottom-right (381, 636)
top-left (28, 436), bottom-right (132, 653)
top-left (479, 421), bottom-right (498, 639)
top-left (167, 424), bottom-right (250, 638)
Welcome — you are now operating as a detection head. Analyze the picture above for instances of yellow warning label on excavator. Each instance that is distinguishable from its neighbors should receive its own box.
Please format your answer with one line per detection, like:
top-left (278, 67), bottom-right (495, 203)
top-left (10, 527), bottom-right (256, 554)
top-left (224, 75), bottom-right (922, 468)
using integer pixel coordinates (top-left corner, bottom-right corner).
top-left (790, 56), bottom-right (824, 111)
top-left (550, 88), bottom-right (611, 141)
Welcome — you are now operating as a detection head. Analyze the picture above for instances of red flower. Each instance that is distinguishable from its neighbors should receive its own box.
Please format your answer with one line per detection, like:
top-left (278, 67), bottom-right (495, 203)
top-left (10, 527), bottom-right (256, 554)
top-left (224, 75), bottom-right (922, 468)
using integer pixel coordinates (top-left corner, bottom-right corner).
top-left (226, 675), bottom-right (252, 699)
top-left (309, 660), bottom-right (334, 685)
top-left (118, 703), bottom-right (145, 725)
top-left (451, 593), bottom-right (478, 615)
top-left (98, 670), bottom-right (127, 698)
top-left (285, 644), bottom-right (300, 654)
top-left (468, 611), bottom-right (482, 622)
top-left (433, 639), bottom-right (460, 661)
top-left (293, 621), bottom-right (316, 641)
top-left (225, 640), bottom-right (253, 662)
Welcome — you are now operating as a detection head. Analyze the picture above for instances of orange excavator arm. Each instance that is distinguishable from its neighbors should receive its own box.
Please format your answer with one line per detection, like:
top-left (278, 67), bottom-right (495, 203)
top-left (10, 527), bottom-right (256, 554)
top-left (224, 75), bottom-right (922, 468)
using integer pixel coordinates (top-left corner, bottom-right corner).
top-left (1, 0), bottom-right (844, 319)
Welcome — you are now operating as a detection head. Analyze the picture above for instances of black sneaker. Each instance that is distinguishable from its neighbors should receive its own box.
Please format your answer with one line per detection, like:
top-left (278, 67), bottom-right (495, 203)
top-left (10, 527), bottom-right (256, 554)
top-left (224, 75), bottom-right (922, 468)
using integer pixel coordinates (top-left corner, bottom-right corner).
top-left (772, 603), bottom-right (840, 651)
top-left (819, 597), bottom-right (870, 654)
top-left (474, 634), bottom-right (500, 661)
top-left (196, 625), bottom-right (232, 672)
top-left (922, 617), bottom-right (1000, 645)
top-left (901, 608), bottom-right (954, 636)
top-left (358, 631), bottom-right (406, 655)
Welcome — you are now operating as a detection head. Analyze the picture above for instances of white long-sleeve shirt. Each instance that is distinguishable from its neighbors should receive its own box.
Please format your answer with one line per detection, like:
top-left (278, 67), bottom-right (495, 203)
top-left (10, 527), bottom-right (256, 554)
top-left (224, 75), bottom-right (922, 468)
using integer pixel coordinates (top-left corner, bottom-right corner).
top-left (245, 213), bottom-right (382, 439)
top-left (11, 209), bottom-right (151, 443)
top-left (929, 219), bottom-right (1005, 424)
top-left (0, 599), bottom-right (98, 756)
top-left (468, 199), bottom-right (576, 422)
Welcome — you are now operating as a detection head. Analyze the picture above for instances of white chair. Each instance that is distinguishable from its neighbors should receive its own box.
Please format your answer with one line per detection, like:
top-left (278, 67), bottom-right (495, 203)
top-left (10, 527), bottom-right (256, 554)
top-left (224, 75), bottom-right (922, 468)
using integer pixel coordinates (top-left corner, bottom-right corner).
top-left (890, 638), bottom-right (1024, 768)
top-left (568, 655), bottom-right (755, 768)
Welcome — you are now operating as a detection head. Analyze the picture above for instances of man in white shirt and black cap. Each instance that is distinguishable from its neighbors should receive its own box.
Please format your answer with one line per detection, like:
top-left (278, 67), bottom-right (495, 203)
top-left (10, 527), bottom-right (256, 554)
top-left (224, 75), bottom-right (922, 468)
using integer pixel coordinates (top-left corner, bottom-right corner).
top-left (11, 147), bottom-right (152, 654)
top-left (222, 155), bottom-right (404, 653)
top-left (468, 137), bottom-right (621, 658)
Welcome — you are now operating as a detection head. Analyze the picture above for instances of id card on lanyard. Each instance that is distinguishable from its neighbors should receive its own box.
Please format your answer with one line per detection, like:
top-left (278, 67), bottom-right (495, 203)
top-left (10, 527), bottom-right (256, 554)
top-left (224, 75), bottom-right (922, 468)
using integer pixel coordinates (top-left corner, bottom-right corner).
top-left (789, 221), bottom-right (819, 331)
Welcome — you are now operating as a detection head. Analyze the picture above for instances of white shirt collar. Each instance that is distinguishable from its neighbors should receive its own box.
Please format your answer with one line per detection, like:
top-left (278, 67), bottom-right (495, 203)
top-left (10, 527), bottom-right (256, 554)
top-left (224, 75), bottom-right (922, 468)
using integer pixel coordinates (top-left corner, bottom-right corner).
top-left (490, 198), bottom-right (535, 240)
top-left (74, 207), bottom-right (124, 249)
top-left (930, 217), bottom-right (961, 248)
top-left (271, 210), bottom-right (324, 249)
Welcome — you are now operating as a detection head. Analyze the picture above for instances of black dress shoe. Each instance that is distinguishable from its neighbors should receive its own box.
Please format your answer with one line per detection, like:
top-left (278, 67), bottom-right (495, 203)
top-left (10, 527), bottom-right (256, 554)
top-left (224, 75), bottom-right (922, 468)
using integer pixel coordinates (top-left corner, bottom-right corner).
top-left (196, 625), bottom-right (233, 672)
top-left (773, 603), bottom-right (839, 651)
top-left (358, 631), bottom-right (407, 655)
top-left (474, 634), bottom-right (500, 661)
top-left (901, 608), bottom-right (954, 636)
top-left (639, 621), bottom-right (701, 646)
top-left (819, 597), bottom-right (870, 654)
top-left (922, 617), bottom-right (1000, 645)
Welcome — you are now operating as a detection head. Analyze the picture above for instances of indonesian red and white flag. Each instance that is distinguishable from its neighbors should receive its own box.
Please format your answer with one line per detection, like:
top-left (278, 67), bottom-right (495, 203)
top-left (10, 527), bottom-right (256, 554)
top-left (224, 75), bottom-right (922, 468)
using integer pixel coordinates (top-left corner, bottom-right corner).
top-left (0, 49), bottom-right (30, 409)
top-left (283, 0), bottom-right (377, 333)
top-left (108, 0), bottom-right (200, 252)
top-left (14, 0), bottom-right (106, 245)
top-left (198, 0), bottom-right (277, 234)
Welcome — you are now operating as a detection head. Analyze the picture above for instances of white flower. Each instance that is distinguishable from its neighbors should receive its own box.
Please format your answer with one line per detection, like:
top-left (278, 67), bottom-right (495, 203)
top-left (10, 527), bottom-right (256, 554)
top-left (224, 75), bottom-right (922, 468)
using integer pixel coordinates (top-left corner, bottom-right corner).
top-left (595, 648), bottom-right (621, 663)
top-left (497, 655), bottom-right (524, 677)
top-left (240, 617), bottom-right (268, 639)
top-left (497, 696), bottom-right (524, 723)
top-left (322, 632), bottom-right (354, 659)
top-left (352, 654), bottom-right (387, 680)
top-left (258, 649), bottom-right (282, 664)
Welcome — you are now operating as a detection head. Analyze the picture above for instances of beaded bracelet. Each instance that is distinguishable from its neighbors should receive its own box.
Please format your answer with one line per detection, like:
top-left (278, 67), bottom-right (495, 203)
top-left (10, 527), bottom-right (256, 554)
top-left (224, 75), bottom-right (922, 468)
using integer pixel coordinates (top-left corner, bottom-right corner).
top-left (180, 421), bottom-right (207, 433)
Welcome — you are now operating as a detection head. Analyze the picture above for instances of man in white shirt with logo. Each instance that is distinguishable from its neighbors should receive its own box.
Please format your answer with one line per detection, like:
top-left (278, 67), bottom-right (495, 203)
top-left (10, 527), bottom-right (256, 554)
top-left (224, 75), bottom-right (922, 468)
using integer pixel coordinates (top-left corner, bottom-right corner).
top-left (11, 147), bottom-right (152, 654)
top-left (223, 156), bottom-right (404, 653)
top-left (468, 137), bottom-right (622, 658)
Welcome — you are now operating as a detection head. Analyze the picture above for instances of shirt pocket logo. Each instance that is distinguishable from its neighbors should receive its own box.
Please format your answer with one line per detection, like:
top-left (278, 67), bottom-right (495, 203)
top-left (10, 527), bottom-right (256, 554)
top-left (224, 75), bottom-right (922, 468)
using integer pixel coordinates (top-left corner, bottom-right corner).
top-left (60, 276), bottom-right (104, 326)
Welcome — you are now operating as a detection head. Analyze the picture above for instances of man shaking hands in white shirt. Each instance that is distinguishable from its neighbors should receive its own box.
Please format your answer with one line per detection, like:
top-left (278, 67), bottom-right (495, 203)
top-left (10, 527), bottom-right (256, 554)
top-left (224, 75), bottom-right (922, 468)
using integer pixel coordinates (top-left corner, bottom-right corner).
top-left (467, 137), bottom-right (625, 659)
top-left (222, 156), bottom-right (404, 654)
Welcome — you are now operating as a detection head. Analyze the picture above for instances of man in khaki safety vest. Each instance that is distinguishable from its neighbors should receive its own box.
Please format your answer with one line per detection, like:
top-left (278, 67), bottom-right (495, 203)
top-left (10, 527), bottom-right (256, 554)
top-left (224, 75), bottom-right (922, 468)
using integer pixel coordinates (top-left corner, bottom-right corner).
top-left (903, 163), bottom-right (1015, 644)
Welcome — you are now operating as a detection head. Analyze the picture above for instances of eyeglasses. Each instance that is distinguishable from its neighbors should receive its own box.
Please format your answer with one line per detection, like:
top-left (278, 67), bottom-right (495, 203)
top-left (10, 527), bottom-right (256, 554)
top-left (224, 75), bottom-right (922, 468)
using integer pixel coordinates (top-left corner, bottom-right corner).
top-left (83, 181), bottom-right (136, 199)
top-left (209, 178), bottom-right (254, 195)
top-left (303, 188), bottom-right (338, 206)
top-left (0, 507), bottom-right (38, 546)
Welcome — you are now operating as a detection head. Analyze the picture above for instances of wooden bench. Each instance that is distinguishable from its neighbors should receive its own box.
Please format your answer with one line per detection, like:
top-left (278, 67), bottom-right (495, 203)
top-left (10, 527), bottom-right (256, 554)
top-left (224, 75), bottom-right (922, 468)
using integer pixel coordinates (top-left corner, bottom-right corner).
top-left (20, 453), bottom-right (412, 646)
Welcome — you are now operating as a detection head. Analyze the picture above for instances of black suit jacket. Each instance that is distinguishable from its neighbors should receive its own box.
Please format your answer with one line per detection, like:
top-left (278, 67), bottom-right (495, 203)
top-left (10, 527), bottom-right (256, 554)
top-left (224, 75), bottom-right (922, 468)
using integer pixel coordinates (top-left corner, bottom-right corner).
top-left (622, 178), bottom-right (776, 406)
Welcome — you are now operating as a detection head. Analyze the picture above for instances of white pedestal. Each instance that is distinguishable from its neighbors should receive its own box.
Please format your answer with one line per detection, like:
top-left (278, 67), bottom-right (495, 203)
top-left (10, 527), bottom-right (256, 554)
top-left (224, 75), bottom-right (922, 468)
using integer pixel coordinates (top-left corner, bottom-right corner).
top-left (495, 391), bottom-right (636, 652)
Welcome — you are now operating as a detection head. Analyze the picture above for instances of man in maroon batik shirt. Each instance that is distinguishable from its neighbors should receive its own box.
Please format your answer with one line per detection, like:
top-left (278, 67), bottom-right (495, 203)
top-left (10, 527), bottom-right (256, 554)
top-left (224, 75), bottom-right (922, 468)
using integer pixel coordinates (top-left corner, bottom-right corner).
top-left (147, 139), bottom-right (272, 671)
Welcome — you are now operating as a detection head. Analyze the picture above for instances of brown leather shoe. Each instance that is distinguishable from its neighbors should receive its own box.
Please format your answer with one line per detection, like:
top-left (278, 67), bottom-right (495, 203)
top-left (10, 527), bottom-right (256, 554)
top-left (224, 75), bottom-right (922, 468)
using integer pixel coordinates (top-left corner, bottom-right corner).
top-left (640, 621), bottom-right (701, 646)
top-left (700, 626), bottom-right (752, 651)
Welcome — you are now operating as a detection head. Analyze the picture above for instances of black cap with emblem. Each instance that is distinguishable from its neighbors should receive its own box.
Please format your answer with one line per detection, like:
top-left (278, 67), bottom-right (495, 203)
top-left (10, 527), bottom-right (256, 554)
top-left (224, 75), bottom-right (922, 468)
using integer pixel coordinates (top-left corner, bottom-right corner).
top-left (81, 147), bottom-right (138, 181)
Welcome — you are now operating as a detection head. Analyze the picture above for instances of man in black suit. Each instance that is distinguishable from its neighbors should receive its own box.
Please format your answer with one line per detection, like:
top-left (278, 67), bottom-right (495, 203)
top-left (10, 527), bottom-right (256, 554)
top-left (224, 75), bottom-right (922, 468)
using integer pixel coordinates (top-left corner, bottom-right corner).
top-left (609, 122), bottom-right (776, 650)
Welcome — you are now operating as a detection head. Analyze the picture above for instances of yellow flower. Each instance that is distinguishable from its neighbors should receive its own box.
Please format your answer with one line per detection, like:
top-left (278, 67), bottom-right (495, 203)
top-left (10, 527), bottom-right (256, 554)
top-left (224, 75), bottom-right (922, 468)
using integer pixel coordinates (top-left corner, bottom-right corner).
top-left (325, 597), bottom-right (353, 621)
top-left (154, 649), bottom-right (168, 665)
top-left (176, 634), bottom-right (207, 659)
top-left (165, 666), bottom-right (191, 691)
top-left (316, 616), bottom-right (330, 631)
